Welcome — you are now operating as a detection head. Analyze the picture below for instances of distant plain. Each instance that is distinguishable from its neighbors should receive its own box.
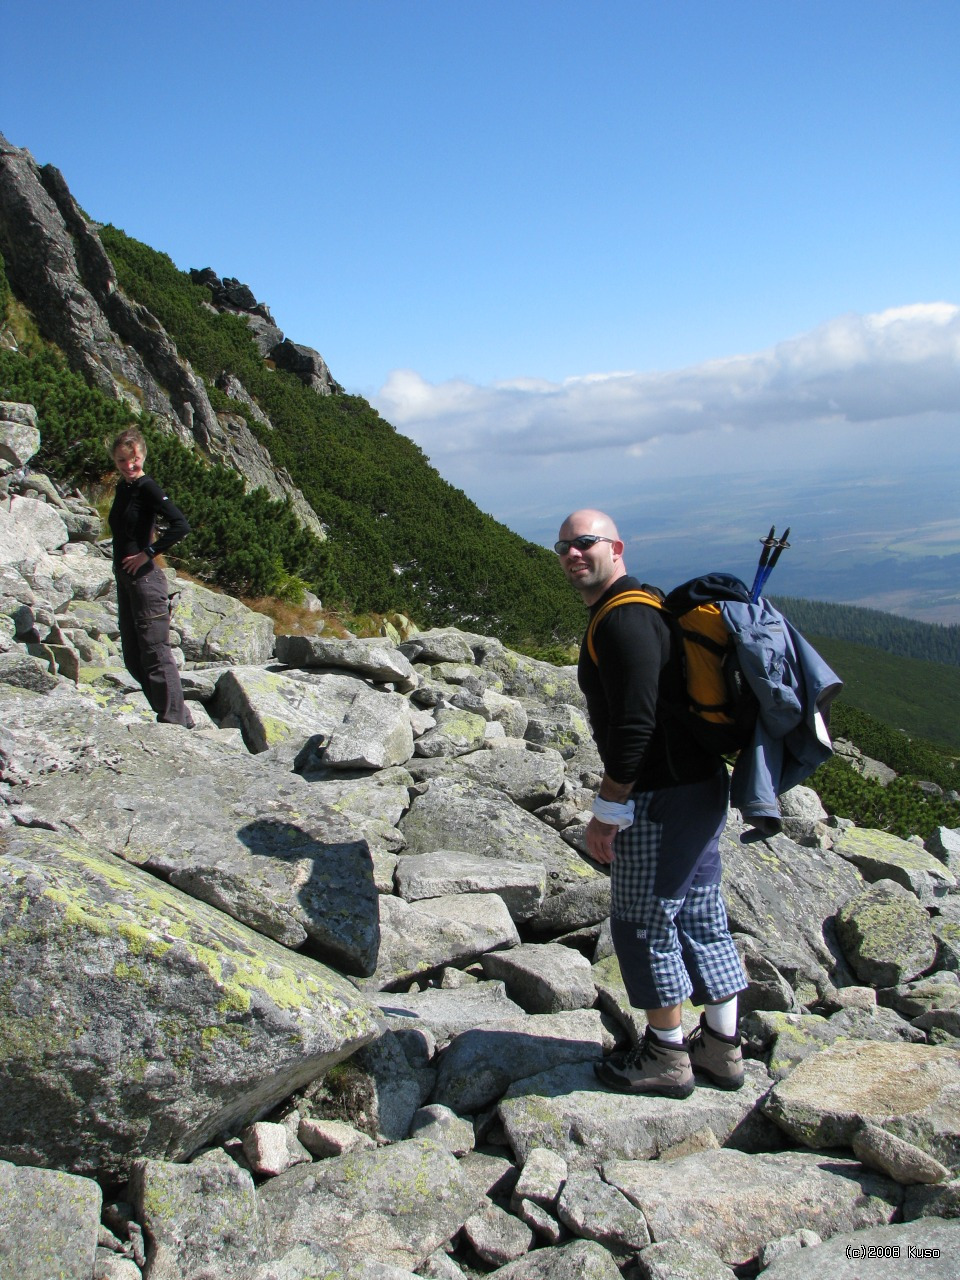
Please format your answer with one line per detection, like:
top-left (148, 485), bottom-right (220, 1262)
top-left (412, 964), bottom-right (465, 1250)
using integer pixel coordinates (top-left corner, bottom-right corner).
top-left (521, 459), bottom-right (960, 625)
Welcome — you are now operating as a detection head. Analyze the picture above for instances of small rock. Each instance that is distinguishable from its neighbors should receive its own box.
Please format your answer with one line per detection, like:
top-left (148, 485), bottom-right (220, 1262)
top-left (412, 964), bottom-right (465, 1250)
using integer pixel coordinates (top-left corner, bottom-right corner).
top-left (852, 1121), bottom-right (951, 1185)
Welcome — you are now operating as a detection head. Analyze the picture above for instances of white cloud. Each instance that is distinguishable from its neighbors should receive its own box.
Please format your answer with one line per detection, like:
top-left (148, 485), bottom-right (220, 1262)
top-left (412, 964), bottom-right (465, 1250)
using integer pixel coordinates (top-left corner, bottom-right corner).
top-left (374, 303), bottom-right (960, 465)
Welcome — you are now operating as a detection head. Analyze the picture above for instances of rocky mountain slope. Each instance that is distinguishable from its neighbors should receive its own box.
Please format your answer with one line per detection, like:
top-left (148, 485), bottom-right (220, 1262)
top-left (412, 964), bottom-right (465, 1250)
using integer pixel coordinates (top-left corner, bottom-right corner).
top-left (0, 132), bottom-right (586, 644)
top-left (1, 411), bottom-right (959, 1279)
top-left (0, 132), bottom-right (331, 538)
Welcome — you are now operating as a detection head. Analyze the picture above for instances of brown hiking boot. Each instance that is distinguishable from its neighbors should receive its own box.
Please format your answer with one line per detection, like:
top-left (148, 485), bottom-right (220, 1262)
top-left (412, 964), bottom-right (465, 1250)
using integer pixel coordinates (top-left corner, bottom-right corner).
top-left (594, 1028), bottom-right (694, 1098)
top-left (688, 1014), bottom-right (745, 1090)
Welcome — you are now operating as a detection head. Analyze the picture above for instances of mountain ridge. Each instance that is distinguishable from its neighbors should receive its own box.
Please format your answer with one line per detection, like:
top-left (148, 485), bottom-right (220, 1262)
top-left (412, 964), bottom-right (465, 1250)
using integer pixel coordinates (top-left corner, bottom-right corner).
top-left (2, 131), bottom-right (957, 673)
top-left (0, 133), bottom-right (588, 646)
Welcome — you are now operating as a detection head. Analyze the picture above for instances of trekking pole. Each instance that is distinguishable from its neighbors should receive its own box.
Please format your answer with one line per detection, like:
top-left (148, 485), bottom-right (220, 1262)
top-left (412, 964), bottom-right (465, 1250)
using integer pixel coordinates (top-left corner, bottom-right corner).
top-left (754, 527), bottom-right (790, 600)
top-left (749, 527), bottom-right (777, 602)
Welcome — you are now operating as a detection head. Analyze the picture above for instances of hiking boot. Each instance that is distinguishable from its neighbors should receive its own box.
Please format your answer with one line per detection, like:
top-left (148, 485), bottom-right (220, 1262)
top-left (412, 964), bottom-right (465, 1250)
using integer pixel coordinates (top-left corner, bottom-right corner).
top-left (594, 1028), bottom-right (694, 1098)
top-left (688, 1014), bottom-right (745, 1090)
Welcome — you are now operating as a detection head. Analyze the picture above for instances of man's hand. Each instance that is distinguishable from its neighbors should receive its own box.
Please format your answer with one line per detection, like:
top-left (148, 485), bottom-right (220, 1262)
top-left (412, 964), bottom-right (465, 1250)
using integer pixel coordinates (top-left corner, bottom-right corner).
top-left (586, 815), bottom-right (618, 865)
top-left (586, 772), bottom-right (635, 864)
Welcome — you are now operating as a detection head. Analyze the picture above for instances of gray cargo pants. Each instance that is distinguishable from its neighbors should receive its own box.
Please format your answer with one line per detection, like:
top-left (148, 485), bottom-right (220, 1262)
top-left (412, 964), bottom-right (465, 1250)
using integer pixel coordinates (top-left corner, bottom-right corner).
top-left (115, 565), bottom-right (193, 728)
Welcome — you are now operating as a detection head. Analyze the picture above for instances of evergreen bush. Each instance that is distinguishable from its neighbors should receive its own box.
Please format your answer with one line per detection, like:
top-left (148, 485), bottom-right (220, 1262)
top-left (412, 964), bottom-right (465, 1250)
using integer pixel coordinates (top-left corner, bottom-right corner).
top-left (97, 225), bottom-right (585, 646)
top-left (0, 345), bottom-right (338, 602)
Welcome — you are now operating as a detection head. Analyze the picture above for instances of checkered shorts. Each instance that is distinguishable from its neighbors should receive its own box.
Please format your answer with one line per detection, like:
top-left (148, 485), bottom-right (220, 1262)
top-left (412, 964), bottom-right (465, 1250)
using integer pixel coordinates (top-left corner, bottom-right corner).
top-left (610, 771), bottom-right (747, 1010)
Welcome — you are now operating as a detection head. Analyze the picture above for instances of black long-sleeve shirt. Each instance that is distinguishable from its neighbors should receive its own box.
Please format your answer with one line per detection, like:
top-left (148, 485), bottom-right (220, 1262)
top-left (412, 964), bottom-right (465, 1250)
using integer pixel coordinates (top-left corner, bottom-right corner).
top-left (108, 475), bottom-right (190, 572)
top-left (577, 575), bottom-right (720, 791)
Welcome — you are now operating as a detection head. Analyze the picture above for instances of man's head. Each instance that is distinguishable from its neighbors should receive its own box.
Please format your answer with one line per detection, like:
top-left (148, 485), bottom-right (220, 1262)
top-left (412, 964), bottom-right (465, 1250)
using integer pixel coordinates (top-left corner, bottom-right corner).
top-left (556, 509), bottom-right (626, 603)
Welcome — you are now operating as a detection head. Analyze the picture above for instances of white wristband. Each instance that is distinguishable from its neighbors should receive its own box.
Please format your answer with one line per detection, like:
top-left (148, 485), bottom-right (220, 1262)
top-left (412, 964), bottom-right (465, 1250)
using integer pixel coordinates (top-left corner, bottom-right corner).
top-left (591, 796), bottom-right (635, 830)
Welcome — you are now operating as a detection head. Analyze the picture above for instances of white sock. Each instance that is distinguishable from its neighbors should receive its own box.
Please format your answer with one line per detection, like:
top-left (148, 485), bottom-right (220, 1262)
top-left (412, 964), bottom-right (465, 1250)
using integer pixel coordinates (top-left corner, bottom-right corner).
top-left (704, 996), bottom-right (738, 1038)
top-left (649, 1023), bottom-right (684, 1045)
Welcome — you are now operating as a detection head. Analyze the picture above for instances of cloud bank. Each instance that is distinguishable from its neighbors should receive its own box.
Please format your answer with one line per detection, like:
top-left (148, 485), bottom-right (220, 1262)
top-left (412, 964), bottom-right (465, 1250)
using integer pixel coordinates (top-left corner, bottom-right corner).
top-left (371, 303), bottom-right (960, 621)
top-left (374, 304), bottom-right (960, 472)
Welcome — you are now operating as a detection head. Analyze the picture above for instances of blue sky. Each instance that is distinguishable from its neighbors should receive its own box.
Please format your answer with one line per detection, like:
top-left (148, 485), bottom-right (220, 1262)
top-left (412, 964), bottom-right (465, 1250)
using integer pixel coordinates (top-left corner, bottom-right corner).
top-left (4, 1), bottom-right (960, 618)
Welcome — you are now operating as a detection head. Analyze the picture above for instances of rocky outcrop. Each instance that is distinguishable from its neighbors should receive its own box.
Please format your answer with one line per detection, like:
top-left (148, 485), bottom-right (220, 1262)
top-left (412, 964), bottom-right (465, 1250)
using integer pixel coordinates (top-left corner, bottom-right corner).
top-left (268, 339), bottom-right (342, 396)
top-left (187, 268), bottom-right (342, 398)
top-left (0, 137), bottom-right (326, 537)
top-left (0, 136), bottom-right (212, 445)
top-left (2, 445), bottom-right (960, 1277)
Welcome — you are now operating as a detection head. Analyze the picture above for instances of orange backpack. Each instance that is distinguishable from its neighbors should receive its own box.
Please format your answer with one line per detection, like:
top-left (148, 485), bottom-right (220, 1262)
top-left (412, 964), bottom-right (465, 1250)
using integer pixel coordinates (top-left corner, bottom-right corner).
top-left (585, 574), bottom-right (758, 756)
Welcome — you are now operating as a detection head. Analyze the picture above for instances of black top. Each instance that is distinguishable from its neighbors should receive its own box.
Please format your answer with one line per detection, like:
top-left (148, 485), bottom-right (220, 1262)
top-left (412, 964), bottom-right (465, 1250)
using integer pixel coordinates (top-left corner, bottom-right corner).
top-left (577, 575), bottom-right (721, 790)
top-left (108, 475), bottom-right (190, 575)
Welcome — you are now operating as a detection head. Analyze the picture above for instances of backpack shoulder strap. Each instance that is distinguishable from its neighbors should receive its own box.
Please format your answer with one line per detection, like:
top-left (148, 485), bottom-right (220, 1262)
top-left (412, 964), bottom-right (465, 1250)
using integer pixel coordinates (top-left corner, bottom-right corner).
top-left (585, 589), bottom-right (664, 664)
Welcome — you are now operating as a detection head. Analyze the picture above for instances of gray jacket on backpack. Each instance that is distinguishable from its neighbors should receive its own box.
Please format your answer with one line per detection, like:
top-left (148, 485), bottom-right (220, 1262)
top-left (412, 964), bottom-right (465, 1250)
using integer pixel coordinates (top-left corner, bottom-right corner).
top-left (720, 598), bottom-right (843, 830)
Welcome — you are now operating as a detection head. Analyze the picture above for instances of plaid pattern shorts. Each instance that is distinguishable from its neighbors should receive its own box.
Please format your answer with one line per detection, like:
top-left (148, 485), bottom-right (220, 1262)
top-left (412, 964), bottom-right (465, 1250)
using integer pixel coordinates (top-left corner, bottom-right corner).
top-left (609, 771), bottom-right (747, 1010)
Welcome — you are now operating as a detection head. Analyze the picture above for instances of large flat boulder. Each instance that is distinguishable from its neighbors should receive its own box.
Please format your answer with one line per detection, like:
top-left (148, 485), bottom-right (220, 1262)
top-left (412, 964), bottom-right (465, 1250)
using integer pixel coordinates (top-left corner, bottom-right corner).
top-left (0, 400), bottom-right (40, 466)
top-left (487, 1239), bottom-right (623, 1280)
top-left (465, 638), bottom-right (583, 708)
top-left (321, 684), bottom-right (415, 770)
top-left (129, 1149), bottom-right (263, 1280)
top-left (211, 665), bottom-right (365, 753)
top-left (175, 578), bottom-right (275, 665)
top-left (377, 981), bottom-right (527, 1046)
top-left (359, 893), bottom-right (520, 992)
top-left (394, 850), bottom-right (546, 922)
top-left (720, 816), bottom-right (867, 995)
top-left (432, 1011), bottom-right (605, 1114)
top-left (0, 503), bottom-right (76, 609)
top-left (0, 1161), bottom-right (101, 1280)
top-left (399, 776), bottom-right (601, 893)
top-left (833, 826), bottom-right (957, 900)
top-left (8, 493), bottom-right (69, 551)
top-left (400, 628), bottom-right (477, 666)
top-left (0, 828), bottom-right (378, 1179)
top-left (0, 683), bottom-right (382, 973)
top-left (498, 1060), bottom-right (771, 1169)
top-left (763, 1040), bottom-right (960, 1170)
top-left (836, 881), bottom-right (938, 986)
top-left (761, 1219), bottom-right (960, 1279)
top-left (275, 634), bottom-right (418, 692)
top-left (405, 745), bottom-right (565, 810)
top-left (480, 942), bottom-right (597, 1014)
top-left (52, 545), bottom-right (115, 602)
top-left (604, 1149), bottom-right (900, 1267)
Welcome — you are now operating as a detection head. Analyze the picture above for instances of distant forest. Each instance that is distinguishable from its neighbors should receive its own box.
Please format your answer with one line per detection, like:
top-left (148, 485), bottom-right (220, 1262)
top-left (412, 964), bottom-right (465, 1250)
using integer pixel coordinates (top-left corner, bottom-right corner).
top-left (799, 634), bottom-right (960, 754)
top-left (772, 596), bottom-right (960, 667)
top-left (811, 702), bottom-right (958, 840)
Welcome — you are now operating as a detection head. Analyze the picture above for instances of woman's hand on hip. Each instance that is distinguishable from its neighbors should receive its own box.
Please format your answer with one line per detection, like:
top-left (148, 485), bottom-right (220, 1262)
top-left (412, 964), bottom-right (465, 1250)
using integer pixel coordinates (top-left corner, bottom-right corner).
top-left (121, 551), bottom-right (150, 574)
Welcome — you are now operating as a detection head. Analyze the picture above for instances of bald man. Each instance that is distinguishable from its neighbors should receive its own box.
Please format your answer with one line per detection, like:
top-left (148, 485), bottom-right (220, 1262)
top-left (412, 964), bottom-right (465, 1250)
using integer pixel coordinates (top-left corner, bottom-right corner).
top-left (556, 509), bottom-right (746, 1097)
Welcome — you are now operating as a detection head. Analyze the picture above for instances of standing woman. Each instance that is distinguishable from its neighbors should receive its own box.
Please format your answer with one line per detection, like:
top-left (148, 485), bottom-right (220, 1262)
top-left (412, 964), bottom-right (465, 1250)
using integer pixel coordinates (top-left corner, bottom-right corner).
top-left (109, 428), bottom-right (194, 728)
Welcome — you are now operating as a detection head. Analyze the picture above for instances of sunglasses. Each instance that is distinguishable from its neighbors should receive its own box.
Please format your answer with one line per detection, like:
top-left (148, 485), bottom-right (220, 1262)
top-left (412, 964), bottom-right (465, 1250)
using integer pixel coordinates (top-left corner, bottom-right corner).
top-left (554, 534), bottom-right (615, 556)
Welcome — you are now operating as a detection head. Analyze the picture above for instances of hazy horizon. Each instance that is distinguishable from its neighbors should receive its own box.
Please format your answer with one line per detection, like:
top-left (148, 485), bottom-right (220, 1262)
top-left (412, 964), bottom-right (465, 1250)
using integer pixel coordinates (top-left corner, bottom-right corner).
top-left (499, 458), bottom-right (960, 627)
